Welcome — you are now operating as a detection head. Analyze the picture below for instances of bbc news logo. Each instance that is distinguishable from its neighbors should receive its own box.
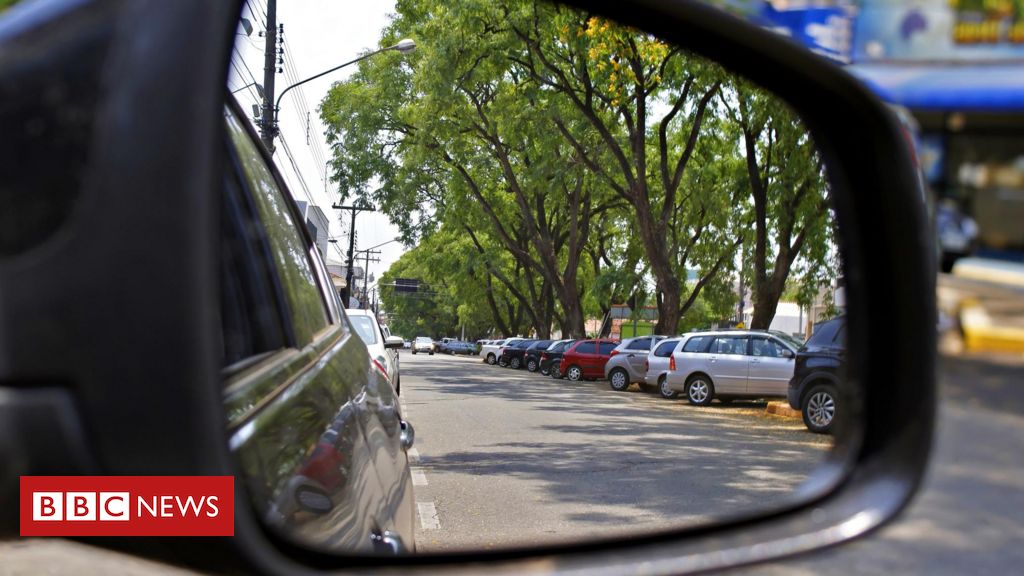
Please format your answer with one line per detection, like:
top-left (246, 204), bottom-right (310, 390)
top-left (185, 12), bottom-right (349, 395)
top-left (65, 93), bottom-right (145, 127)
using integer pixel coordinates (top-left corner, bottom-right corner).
top-left (20, 476), bottom-right (233, 536)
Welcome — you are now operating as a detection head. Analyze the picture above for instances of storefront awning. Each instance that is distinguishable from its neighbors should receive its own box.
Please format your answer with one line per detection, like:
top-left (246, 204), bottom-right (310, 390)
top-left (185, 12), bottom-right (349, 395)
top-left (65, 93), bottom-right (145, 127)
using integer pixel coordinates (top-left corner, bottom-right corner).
top-left (848, 64), bottom-right (1024, 112)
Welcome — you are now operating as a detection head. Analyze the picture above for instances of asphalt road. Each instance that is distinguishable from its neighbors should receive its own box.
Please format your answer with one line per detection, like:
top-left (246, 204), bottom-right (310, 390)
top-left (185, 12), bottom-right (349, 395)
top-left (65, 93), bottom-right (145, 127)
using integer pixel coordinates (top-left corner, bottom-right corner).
top-left (2, 352), bottom-right (1019, 575)
top-left (401, 352), bottom-right (831, 552)
top-left (733, 353), bottom-right (1024, 576)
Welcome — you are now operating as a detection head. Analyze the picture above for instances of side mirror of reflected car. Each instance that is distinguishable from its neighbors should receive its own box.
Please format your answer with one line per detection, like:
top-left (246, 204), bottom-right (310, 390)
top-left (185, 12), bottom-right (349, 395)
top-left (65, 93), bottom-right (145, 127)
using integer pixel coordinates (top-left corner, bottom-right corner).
top-left (384, 336), bottom-right (405, 350)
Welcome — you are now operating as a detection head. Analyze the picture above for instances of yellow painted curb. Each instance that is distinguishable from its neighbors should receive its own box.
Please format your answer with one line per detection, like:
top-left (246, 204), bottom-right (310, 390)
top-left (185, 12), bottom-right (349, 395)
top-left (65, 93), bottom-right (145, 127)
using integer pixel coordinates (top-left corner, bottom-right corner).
top-left (765, 401), bottom-right (800, 419)
top-left (960, 299), bottom-right (1024, 354)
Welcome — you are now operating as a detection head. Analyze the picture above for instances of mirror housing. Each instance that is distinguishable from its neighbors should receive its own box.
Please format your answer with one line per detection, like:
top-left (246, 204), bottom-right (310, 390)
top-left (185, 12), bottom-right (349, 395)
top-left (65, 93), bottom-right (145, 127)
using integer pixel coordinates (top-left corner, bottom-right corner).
top-left (783, 348), bottom-right (796, 359)
top-left (384, 336), bottom-right (404, 349)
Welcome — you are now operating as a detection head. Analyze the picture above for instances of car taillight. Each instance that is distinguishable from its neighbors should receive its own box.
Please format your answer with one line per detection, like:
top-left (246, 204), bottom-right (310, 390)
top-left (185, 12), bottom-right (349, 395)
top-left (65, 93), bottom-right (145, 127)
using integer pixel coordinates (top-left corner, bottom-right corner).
top-left (669, 356), bottom-right (676, 371)
top-left (609, 350), bottom-right (618, 356)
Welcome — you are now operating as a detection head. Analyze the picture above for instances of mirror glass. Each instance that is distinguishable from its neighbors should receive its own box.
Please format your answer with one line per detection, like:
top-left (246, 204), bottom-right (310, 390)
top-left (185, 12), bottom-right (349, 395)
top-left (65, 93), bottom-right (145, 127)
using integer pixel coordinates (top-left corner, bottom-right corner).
top-left (224, 0), bottom-right (850, 555)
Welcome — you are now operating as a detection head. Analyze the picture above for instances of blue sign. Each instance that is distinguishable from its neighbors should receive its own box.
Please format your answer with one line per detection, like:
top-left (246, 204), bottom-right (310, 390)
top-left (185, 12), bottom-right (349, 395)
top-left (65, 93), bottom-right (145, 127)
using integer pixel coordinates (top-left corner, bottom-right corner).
top-left (756, 4), bottom-right (855, 63)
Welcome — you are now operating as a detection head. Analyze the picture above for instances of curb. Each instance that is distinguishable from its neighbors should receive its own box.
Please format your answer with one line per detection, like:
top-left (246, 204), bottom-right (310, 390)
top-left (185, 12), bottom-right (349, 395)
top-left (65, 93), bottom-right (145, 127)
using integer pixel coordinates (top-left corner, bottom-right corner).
top-left (765, 401), bottom-right (800, 419)
top-left (959, 298), bottom-right (1024, 355)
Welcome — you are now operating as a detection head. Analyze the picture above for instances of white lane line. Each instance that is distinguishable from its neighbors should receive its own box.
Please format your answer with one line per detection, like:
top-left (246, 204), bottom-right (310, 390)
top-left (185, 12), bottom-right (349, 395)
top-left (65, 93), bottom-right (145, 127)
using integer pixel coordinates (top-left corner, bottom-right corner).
top-left (407, 447), bottom-right (421, 463)
top-left (411, 467), bottom-right (428, 486)
top-left (417, 502), bottom-right (440, 530)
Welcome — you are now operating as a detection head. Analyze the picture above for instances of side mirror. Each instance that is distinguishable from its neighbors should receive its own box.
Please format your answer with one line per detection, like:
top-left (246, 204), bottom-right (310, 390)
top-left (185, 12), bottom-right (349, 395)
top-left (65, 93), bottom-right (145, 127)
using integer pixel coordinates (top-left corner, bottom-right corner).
top-left (0, 0), bottom-right (935, 573)
top-left (384, 336), bottom-right (404, 349)
top-left (783, 349), bottom-right (795, 359)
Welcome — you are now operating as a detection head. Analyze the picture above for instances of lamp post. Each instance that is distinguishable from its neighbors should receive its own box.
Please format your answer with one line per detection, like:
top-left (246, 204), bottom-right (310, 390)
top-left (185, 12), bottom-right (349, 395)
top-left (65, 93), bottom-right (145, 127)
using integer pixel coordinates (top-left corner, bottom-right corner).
top-left (262, 38), bottom-right (416, 152)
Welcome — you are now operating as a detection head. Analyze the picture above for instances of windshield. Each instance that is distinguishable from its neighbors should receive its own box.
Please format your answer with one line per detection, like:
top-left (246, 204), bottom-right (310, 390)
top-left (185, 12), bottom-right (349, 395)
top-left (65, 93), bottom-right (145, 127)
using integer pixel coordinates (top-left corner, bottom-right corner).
top-left (349, 316), bottom-right (379, 345)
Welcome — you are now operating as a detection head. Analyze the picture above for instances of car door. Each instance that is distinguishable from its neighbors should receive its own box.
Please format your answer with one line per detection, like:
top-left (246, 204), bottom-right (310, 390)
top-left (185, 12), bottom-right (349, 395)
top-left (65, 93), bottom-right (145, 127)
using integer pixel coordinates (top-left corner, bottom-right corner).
top-left (221, 104), bottom-right (394, 553)
top-left (748, 336), bottom-right (796, 397)
top-left (595, 341), bottom-right (619, 377)
top-left (706, 335), bottom-right (749, 394)
top-left (624, 337), bottom-right (652, 380)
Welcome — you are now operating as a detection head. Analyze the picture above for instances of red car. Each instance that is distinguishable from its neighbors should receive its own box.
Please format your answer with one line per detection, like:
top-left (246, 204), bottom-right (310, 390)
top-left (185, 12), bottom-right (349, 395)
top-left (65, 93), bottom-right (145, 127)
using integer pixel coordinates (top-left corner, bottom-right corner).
top-left (557, 339), bottom-right (620, 381)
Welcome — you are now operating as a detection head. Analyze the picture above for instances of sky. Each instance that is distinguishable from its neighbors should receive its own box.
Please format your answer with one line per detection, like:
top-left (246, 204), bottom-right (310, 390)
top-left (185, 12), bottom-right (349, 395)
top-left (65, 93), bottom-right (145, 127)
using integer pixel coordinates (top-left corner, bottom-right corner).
top-left (230, 0), bottom-right (404, 287)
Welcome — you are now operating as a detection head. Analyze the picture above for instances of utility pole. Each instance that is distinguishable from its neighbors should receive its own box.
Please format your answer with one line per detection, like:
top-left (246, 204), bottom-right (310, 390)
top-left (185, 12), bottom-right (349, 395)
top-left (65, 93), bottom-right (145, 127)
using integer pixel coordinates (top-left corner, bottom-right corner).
top-left (332, 204), bottom-right (374, 306)
top-left (358, 249), bottom-right (382, 309)
top-left (259, 0), bottom-right (279, 153)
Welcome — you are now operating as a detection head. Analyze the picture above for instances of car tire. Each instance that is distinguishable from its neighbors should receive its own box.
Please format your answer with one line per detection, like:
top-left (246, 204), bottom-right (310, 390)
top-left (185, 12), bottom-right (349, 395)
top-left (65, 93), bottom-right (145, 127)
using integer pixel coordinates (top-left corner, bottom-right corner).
top-left (526, 358), bottom-right (539, 372)
top-left (802, 383), bottom-right (837, 434)
top-left (658, 375), bottom-right (678, 400)
top-left (540, 366), bottom-right (550, 376)
top-left (429, 351), bottom-right (434, 356)
top-left (549, 367), bottom-right (561, 378)
top-left (608, 368), bottom-right (630, 392)
top-left (486, 353), bottom-right (496, 365)
top-left (510, 357), bottom-right (521, 369)
top-left (498, 357), bottom-right (508, 367)
top-left (685, 374), bottom-right (714, 406)
top-left (412, 350), bottom-right (417, 355)
top-left (565, 365), bottom-right (582, 381)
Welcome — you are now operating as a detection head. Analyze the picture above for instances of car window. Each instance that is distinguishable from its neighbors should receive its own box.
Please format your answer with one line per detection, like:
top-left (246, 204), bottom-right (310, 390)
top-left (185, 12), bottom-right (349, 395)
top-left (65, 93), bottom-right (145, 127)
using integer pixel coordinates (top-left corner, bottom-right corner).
top-left (710, 336), bottom-right (747, 355)
top-left (626, 337), bottom-right (651, 350)
top-left (750, 337), bottom-right (786, 358)
top-left (220, 159), bottom-right (286, 368)
top-left (225, 107), bottom-right (329, 345)
top-left (575, 341), bottom-right (596, 354)
top-left (682, 336), bottom-right (710, 353)
top-left (598, 342), bottom-right (617, 355)
top-left (808, 318), bottom-right (843, 347)
top-left (348, 315), bottom-right (379, 345)
top-left (653, 340), bottom-right (678, 357)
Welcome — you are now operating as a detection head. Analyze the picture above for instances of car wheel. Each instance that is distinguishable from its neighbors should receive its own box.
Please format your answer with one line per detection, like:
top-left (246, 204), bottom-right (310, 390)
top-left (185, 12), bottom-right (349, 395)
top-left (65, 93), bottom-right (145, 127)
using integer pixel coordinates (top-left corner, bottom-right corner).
top-left (526, 358), bottom-right (538, 372)
top-left (608, 368), bottom-right (630, 392)
top-left (550, 367), bottom-right (561, 378)
top-left (658, 375), bottom-right (678, 400)
top-left (802, 384), bottom-right (837, 434)
top-left (510, 357), bottom-right (521, 369)
top-left (486, 353), bottom-right (496, 365)
top-left (685, 375), bottom-right (714, 406)
top-left (412, 350), bottom-right (417, 355)
top-left (429, 351), bottom-right (434, 356)
top-left (498, 357), bottom-right (508, 367)
top-left (540, 366), bottom-right (550, 376)
top-left (565, 365), bottom-right (582, 381)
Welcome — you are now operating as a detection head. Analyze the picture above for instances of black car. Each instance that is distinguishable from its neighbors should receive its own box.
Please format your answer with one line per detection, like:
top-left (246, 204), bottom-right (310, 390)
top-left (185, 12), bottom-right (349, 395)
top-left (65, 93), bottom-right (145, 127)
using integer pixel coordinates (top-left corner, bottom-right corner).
top-left (788, 316), bottom-right (846, 434)
top-left (519, 340), bottom-right (555, 372)
top-left (498, 338), bottom-right (538, 368)
top-left (541, 340), bottom-right (576, 377)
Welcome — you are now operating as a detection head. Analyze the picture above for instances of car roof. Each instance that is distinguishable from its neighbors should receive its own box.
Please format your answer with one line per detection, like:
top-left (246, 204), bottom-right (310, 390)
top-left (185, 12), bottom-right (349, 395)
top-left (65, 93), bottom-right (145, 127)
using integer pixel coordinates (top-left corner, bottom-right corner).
top-left (345, 308), bottom-right (375, 318)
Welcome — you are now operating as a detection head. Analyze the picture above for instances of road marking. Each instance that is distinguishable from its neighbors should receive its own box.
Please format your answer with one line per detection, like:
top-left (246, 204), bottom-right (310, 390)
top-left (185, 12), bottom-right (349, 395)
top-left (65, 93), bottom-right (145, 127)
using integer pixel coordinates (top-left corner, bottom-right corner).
top-left (417, 502), bottom-right (440, 530)
top-left (407, 447), bottom-right (421, 463)
top-left (411, 467), bottom-right (428, 486)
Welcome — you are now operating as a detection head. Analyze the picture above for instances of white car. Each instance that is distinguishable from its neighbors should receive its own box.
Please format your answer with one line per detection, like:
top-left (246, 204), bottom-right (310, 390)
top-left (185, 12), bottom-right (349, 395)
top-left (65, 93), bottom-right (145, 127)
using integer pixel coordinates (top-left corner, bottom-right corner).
top-left (480, 337), bottom-right (526, 365)
top-left (345, 309), bottom-right (404, 393)
top-left (412, 336), bottom-right (435, 355)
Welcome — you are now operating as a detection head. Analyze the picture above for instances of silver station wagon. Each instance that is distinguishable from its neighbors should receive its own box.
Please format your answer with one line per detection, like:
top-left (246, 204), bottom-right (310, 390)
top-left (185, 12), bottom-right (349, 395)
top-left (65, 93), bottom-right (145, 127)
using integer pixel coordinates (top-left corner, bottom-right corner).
top-left (666, 330), bottom-right (803, 405)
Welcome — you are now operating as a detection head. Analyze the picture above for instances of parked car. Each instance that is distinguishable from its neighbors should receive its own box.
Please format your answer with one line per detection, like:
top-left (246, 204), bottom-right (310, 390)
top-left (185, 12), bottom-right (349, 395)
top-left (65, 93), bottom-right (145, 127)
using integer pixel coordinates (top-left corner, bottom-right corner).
top-left (499, 336), bottom-right (548, 366)
top-left (643, 337), bottom-right (685, 398)
top-left (557, 339), bottom-right (620, 381)
top-left (789, 317), bottom-right (846, 434)
top-left (345, 309), bottom-right (405, 393)
top-left (541, 340), bottom-right (576, 377)
top-left (605, 335), bottom-right (668, 392)
top-left (480, 338), bottom-right (510, 364)
top-left (666, 330), bottom-right (799, 405)
top-left (495, 337), bottom-right (528, 367)
top-left (445, 340), bottom-right (477, 355)
top-left (523, 340), bottom-right (558, 372)
top-left (412, 336), bottom-right (435, 355)
top-left (499, 338), bottom-right (537, 368)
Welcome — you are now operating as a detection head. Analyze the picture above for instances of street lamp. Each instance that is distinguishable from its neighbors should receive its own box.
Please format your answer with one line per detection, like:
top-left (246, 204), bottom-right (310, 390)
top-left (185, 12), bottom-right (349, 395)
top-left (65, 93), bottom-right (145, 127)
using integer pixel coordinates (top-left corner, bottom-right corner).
top-left (263, 38), bottom-right (416, 150)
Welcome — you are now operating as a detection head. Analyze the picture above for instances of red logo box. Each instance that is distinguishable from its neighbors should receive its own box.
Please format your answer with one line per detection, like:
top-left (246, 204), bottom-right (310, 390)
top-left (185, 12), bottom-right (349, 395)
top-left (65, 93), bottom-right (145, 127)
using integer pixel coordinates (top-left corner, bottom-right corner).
top-left (20, 476), bottom-right (234, 536)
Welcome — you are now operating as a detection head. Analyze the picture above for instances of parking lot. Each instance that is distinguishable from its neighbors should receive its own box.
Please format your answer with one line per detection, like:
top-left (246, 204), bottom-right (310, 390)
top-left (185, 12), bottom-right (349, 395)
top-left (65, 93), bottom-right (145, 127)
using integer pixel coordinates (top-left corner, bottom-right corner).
top-left (399, 352), bottom-right (834, 552)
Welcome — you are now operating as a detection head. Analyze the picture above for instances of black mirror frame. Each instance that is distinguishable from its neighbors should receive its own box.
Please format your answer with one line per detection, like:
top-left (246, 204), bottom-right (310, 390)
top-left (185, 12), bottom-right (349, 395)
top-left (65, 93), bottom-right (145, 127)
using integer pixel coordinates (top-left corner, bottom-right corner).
top-left (0, 0), bottom-right (934, 574)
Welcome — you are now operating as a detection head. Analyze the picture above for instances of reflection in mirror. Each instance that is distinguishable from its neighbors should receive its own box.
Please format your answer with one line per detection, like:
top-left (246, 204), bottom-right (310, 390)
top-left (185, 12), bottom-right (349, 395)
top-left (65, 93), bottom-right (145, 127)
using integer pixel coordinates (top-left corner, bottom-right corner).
top-left (224, 0), bottom-right (849, 556)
